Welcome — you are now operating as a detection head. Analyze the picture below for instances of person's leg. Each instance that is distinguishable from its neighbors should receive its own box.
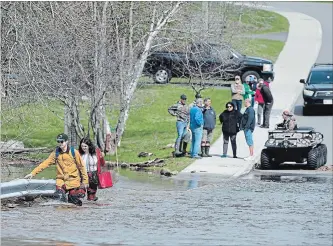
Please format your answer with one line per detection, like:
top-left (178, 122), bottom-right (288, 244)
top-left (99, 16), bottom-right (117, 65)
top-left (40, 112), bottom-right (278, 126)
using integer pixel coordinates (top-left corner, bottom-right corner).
top-left (190, 128), bottom-right (195, 157)
top-left (230, 134), bottom-right (237, 158)
top-left (54, 185), bottom-right (67, 202)
top-left (205, 130), bottom-right (213, 157)
top-left (175, 121), bottom-right (186, 154)
top-left (244, 130), bottom-right (254, 160)
top-left (68, 188), bottom-right (83, 206)
top-left (87, 171), bottom-right (98, 201)
top-left (232, 99), bottom-right (238, 111)
top-left (222, 132), bottom-right (229, 157)
top-left (263, 103), bottom-right (273, 127)
top-left (201, 129), bottom-right (208, 157)
top-left (257, 103), bottom-right (264, 125)
top-left (265, 102), bottom-right (273, 127)
top-left (236, 100), bottom-right (242, 112)
top-left (192, 128), bottom-right (203, 158)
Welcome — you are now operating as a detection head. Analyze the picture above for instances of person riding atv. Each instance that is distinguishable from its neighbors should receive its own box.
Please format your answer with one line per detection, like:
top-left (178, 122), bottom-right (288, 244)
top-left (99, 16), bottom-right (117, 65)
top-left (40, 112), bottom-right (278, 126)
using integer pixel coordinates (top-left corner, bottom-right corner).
top-left (275, 109), bottom-right (298, 131)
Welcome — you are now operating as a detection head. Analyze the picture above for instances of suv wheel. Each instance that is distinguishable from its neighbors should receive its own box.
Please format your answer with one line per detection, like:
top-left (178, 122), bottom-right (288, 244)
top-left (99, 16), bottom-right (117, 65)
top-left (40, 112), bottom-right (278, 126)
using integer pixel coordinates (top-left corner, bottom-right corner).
top-left (242, 71), bottom-right (260, 82)
top-left (153, 68), bottom-right (171, 84)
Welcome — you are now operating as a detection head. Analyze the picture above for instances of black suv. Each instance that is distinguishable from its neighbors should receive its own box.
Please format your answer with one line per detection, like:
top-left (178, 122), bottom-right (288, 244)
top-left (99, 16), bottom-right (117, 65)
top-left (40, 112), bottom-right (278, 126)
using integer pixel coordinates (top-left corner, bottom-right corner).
top-left (300, 63), bottom-right (333, 115)
top-left (143, 43), bottom-right (275, 84)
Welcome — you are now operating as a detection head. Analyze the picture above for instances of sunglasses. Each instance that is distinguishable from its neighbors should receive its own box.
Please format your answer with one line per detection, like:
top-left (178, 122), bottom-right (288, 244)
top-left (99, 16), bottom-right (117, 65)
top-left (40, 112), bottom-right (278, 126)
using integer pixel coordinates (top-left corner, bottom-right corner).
top-left (235, 78), bottom-right (240, 80)
top-left (57, 140), bottom-right (64, 143)
top-left (227, 105), bottom-right (233, 108)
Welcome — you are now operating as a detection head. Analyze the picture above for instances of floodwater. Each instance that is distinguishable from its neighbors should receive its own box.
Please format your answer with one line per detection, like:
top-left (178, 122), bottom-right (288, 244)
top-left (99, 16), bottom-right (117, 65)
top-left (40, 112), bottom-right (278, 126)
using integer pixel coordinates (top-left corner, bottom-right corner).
top-left (1, 170), bottom-right (333, 246)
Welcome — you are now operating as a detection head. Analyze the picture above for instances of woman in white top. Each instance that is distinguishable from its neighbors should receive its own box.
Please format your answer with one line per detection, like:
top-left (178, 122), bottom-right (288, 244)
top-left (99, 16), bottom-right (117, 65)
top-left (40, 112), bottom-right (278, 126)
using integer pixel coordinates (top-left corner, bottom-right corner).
top-left (79, 138), bottom-right (104, 201)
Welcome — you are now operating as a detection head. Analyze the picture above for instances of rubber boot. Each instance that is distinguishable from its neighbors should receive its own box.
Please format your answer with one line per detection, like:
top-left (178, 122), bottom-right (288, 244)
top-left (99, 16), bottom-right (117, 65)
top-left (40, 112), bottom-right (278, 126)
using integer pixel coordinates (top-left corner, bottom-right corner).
top-left (182, 142), bottom-right (188, 155)
top-left (174, 143), bottom-right (182, 155)
top-left (201, 146), bottom-right (208, 157)
top-left (205, 146), bottom-right (212, 157)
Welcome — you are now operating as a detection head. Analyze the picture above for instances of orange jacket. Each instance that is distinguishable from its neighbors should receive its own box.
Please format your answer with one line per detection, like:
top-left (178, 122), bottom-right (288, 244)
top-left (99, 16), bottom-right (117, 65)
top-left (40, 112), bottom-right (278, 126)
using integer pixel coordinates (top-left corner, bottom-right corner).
top-left (31, 146), bottom-right (89, 190)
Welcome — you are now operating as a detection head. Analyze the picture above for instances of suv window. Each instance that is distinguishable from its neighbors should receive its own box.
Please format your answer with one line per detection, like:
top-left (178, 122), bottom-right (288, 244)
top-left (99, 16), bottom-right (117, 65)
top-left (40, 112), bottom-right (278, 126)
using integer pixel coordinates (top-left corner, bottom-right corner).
top-left (308, 70), bottom-right (333, 84)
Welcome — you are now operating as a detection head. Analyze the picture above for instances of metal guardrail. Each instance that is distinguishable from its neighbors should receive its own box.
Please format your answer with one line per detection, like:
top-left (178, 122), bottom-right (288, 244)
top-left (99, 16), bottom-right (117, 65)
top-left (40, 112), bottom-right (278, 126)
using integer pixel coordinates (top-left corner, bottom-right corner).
top-left (0, 179), bottom-right (56, 199)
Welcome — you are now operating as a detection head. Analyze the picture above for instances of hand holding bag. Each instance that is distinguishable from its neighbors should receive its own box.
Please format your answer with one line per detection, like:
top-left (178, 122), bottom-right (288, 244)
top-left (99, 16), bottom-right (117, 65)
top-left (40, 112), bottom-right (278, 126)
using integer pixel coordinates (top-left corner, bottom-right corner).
top-left (96, 148), bottom-right (113, 189)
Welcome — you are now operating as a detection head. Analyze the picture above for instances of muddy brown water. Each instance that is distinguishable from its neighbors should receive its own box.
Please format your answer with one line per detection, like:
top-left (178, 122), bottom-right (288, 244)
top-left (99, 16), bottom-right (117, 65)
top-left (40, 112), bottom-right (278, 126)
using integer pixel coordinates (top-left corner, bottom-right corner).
top-left (1, 169), bottom-right (333, 246)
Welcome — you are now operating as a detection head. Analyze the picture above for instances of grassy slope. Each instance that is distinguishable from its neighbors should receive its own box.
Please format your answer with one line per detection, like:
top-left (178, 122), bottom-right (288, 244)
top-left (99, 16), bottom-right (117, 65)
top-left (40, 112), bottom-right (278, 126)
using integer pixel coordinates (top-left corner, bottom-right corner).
top-left (2, 8), bottom-right (289, 177)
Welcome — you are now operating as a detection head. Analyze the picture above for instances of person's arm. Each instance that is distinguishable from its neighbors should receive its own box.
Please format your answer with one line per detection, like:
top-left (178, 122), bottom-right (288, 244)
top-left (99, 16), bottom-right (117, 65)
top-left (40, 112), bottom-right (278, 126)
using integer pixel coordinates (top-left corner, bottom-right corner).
top-left (195, 109), bottom-right (204, 126)
top-left (231, 84), bottom-right (237, 93)
top-left (244, 108), bottom-right (255, 129)
top-left (219, 112), bottom-right (224, 124)
top-left (254, 90), bottom-right (259, 102)
top-left (288, 118), bottom-right (297, 130)
top-left (168, 103), bottom-right (178, 116)
top-left (244, 84), bottom-right (252, 95)
top-left (30, 151), bottom-right (56, 177)
top-left (74, 150), bottom-right (89, 185)
top-left (241, 85), bottom-right (245, 95)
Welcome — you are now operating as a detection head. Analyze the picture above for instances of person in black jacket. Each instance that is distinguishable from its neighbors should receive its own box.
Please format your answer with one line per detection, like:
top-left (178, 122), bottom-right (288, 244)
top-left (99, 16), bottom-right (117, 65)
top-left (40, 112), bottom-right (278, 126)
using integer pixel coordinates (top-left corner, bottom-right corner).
top-left (260, 83), bottom-right (274, 128)
top-left (219, 101), bottom-right (242, 158)
top-left (201, 98), bottom-right (216, 157)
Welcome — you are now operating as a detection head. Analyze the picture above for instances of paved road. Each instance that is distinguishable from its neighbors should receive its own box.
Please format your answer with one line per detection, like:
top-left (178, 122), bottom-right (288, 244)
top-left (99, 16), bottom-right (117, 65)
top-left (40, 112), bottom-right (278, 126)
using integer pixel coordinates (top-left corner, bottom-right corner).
top-left (269, 2), bottom-right (333, 166)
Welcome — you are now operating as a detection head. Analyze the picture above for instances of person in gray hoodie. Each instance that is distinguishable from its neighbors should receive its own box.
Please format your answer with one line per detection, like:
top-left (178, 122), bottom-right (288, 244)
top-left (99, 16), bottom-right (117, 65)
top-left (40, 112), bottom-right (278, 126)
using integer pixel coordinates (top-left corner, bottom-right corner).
top-left (201, 98), bottom-right (216, 157)
top-left (168, 94), bottom-right (190, 155)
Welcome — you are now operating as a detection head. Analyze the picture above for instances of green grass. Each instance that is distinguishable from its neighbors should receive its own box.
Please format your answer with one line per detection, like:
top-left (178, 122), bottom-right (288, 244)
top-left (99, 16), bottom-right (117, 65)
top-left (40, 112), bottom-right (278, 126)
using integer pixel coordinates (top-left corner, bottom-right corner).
top-left (240, 9), bottom-right (289, 34)
top-left (234, 38), bottom-right (285, 62)
top-left (106, 86), bottom-right (229, 169)
top-left (1, 86), bottom-right (230, 175)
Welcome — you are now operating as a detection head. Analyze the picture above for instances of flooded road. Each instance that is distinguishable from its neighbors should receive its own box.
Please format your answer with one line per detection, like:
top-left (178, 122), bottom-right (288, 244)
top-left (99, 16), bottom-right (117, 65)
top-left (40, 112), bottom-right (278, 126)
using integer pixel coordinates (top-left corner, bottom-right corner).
top-left (1, 171), bottom-right (333, 246)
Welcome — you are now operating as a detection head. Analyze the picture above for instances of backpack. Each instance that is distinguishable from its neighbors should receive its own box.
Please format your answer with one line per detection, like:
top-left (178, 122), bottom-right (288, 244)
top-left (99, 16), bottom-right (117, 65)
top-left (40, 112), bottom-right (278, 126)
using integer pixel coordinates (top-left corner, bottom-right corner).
top-left (55, 146), bottom-right (76, 162)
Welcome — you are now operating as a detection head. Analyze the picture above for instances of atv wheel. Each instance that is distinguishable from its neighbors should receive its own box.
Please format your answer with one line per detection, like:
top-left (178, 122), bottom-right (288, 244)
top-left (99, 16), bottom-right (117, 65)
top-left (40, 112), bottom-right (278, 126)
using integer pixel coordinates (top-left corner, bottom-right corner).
top-left (317, 144), bottom-right (327, 166)
top-left (322, 144), bottom-right (327, 164)
top-left (307, 147), bottom-right (319, 169)
top-left (260, 149), bottom-right (275, 169)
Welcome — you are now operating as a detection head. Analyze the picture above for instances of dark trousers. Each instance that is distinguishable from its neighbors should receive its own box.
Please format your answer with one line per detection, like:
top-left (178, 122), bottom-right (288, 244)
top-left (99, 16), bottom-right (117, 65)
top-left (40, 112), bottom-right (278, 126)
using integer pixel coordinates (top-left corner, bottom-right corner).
top-left (232, 99), bottom-right (243, 112)
top-left (263, 102), bottom-right (273, 127)
top-left (55, 185), bottom-right (85, 206)
top-left (223, 132), bottom-right (237, 157)
top-left (87, 171), bottom-right (99, 201)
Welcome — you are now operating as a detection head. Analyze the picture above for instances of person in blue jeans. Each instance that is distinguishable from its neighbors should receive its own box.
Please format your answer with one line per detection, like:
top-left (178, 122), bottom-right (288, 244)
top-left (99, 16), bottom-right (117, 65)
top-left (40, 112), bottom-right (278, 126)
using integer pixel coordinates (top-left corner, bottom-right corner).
top-left (240, 99), bottom-right (256, 161)
top-left (168, 94), bottom-right (190, 155)
top-left (189, 98), bottom-right (204, 159)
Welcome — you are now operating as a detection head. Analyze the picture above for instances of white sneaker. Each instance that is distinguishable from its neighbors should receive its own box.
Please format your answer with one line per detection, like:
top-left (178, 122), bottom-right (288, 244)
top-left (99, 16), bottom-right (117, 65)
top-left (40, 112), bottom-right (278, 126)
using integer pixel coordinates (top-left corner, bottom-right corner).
top-left (244, 156), bottom-right (254, 161)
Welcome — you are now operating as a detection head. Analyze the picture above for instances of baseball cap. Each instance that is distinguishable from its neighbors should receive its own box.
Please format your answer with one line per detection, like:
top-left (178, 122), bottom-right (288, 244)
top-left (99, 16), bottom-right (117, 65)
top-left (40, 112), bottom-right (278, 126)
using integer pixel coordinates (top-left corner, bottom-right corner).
top-left (56, 133), bottom-right (68, 142)
top-left (180, 94), bottom-right (187, 100)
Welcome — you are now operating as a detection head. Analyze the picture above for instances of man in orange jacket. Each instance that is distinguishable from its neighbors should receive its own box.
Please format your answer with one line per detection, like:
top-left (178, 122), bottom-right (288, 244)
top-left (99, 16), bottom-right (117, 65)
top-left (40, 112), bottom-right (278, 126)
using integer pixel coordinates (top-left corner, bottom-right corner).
top-left (24, 133), bottom-right (89, 206)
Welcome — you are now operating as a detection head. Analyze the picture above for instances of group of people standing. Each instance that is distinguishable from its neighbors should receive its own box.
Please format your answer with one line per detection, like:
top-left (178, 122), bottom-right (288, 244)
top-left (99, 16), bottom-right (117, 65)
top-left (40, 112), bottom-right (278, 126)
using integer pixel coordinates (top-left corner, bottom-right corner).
top-left (24, 133), bottom-right (105, 206)
top-left (168, 74), bottom-right (275, 161)
top-left (168, 95), bottom-right (217, 159)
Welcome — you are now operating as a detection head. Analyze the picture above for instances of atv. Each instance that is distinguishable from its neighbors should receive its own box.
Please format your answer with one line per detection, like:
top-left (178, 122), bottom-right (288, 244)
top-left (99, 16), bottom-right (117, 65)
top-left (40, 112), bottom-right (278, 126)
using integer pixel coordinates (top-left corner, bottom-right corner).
top-left (260, 126), bottom-right (327, 170)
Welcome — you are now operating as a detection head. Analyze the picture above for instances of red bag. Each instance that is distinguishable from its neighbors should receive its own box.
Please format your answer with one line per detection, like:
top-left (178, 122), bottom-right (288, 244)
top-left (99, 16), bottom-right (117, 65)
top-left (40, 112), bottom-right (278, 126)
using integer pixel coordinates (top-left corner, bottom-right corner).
top-left (98, 171), bottom-right (113, 189)
top-left (96, 148), bottom-right (113, 189)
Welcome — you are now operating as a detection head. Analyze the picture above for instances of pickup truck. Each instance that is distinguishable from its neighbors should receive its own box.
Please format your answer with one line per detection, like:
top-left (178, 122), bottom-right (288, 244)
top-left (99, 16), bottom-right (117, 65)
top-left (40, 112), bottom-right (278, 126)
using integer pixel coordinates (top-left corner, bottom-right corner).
top-left (142, 43), bottom-right (275, 84)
